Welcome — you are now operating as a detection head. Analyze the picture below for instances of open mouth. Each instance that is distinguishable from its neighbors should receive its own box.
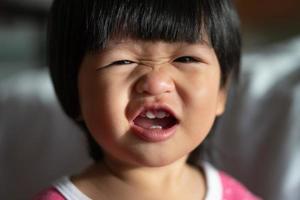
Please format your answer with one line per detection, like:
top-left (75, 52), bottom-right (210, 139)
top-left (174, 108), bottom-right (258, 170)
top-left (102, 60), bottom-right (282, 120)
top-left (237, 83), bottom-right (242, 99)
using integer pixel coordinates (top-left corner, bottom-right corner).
top-left (133, 108), bottom-right (179, 130)
top-left (130, 106), bottom-right (179, 142)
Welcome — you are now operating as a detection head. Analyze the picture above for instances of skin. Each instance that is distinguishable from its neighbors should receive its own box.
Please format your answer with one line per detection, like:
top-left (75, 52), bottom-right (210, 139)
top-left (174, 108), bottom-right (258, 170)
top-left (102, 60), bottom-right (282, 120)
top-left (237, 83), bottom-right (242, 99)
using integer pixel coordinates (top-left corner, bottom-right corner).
top-left (75, 38), bottom-right (227, 200)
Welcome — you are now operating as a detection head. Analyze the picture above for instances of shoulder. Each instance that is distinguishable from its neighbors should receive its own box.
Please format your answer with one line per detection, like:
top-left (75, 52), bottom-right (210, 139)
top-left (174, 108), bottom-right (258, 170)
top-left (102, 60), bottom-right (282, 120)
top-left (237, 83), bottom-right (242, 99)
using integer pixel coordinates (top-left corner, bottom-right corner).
top-left (219, 171), bottom-right (261, 200)
top-left (201, 162), bottom-right (261, 200)
top-left (34, 187), bottom-right (66, 200)
top-left (34, 176), bottom-right (93, 200)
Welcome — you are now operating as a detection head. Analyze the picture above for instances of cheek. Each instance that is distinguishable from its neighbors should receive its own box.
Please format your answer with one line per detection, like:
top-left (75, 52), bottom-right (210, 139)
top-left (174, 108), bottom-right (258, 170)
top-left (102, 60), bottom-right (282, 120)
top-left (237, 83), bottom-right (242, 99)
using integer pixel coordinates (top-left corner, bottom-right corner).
top-left (181, 68), bottom-right (221, 110)
top-left (179, 70), bottom-right (222, 141)
top-left (187, 88), bottom-right (219, 130)
top-left (78, 71), bottom-right (130, 142)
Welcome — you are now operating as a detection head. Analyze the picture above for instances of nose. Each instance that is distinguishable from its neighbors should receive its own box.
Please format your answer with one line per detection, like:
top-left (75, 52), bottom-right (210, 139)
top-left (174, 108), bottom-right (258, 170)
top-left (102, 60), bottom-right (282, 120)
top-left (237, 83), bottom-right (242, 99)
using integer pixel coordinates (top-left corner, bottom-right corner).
top-left (135, 67), bottom-right (175, 96)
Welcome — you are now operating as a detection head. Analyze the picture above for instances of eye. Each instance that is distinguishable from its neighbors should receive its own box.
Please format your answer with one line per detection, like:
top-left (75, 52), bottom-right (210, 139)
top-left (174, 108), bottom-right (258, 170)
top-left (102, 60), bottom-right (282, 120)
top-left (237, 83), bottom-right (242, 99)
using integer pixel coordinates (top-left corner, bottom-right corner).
top-left (111, 60), bottom-right (134, 65)
top-left (174, 56), bottom-right (199, 63)
top-left (96, 59), bottom-right (136, 71)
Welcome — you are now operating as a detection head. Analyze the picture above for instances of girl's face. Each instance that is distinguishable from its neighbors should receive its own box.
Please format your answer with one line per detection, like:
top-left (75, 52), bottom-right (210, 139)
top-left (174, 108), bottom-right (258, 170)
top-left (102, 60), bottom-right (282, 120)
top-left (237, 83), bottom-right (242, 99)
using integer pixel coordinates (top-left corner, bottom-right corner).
top-left (78, 38), bottom-right (226, 167)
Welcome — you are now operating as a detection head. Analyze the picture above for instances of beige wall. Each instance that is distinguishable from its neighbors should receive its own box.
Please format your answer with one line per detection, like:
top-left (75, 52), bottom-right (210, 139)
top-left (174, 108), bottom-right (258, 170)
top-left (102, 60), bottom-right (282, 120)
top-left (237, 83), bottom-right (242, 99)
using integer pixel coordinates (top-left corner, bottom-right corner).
top-left (234, 0), bottom-right (300, 49)
top-left (235, 0), bottom-right (300, 27)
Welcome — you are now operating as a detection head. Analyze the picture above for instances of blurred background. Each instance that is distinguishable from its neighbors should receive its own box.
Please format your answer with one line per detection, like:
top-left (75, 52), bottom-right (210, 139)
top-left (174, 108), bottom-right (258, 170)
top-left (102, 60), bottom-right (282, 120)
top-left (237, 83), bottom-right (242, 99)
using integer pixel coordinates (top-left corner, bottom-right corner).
top-left (0, 0), bottom-right (300, 200)
top-left (0, 0), bottom-right (49, 79)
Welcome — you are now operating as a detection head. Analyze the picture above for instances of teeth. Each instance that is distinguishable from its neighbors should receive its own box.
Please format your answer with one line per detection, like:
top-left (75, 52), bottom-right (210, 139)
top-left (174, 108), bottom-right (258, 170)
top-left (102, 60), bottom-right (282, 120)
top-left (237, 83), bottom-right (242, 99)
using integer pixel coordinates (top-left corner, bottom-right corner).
top-left (145, 111), bottom-right (156, 119)
top-left (144, 110), bottom-right (170, 119)
top-left (150, 125), bottom-right (162, 129)
top-left (157, 111), bottom-right (169, 119)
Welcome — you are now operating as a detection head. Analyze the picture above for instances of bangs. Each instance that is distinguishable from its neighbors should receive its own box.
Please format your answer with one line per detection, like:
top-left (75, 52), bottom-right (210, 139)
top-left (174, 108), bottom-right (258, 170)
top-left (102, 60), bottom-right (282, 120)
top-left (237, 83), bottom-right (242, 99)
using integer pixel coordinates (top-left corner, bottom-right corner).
top-left (83, 0), bottom-right (206, 51)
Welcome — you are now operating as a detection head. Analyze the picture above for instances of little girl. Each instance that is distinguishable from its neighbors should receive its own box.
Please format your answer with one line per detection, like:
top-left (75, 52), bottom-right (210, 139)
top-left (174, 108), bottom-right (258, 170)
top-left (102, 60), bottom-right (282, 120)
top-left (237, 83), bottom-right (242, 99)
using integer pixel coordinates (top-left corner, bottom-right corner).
top-left (36, 0), bottom-right (261, 199)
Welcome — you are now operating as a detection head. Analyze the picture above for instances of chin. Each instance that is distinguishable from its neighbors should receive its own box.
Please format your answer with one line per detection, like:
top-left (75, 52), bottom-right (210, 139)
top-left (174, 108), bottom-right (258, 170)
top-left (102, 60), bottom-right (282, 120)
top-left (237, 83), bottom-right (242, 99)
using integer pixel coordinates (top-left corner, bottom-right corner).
top-left (132, 152), bottom-right (186, 168)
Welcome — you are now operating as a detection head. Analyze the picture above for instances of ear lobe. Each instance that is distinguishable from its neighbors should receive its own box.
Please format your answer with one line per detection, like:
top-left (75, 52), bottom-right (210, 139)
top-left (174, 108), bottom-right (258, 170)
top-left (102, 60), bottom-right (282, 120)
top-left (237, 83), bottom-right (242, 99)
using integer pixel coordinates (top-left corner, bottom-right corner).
top-left (216, 88), bottom-right (228, 116)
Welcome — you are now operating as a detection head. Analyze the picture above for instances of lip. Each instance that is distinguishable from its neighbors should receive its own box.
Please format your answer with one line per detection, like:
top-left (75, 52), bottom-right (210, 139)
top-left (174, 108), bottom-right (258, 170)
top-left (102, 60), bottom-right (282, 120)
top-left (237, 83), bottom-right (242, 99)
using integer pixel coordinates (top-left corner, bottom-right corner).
top-left (130, 124), bottom-right (178, 143)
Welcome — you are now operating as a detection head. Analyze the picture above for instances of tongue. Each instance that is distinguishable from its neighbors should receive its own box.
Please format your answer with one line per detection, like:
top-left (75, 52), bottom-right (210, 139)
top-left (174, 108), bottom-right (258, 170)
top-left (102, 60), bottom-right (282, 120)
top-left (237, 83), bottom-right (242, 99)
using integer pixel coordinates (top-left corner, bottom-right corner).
top-left (133, 116), bottom-right (176, 129)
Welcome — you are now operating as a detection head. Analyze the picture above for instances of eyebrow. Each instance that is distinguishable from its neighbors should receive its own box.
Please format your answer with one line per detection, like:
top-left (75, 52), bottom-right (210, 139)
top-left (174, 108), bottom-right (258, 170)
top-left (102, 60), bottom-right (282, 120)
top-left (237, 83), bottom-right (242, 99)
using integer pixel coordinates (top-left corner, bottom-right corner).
top-left (93, 39), bottom-right (213, 57)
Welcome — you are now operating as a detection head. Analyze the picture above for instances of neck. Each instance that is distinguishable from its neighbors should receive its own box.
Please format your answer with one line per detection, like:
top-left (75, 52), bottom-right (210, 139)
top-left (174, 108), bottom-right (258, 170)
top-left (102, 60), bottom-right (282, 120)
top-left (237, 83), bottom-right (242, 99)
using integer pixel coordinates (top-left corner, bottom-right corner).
top-left (73, 156), bottom-right (206, 199)
top-left (101, 155), bottom-right (190, 190)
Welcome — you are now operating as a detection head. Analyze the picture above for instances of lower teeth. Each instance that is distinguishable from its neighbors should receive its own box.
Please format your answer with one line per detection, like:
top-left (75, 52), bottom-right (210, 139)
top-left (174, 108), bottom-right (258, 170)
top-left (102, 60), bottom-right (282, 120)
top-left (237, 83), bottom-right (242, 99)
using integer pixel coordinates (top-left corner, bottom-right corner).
top-left (150, 125), bottom-right (162, 129)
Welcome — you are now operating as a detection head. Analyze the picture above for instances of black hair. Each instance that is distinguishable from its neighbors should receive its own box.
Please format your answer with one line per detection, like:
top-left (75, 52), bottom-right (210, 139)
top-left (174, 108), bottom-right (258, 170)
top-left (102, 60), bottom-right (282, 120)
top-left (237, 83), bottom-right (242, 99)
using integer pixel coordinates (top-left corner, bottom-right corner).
top-left (48, 0), bottom-right (241, 162)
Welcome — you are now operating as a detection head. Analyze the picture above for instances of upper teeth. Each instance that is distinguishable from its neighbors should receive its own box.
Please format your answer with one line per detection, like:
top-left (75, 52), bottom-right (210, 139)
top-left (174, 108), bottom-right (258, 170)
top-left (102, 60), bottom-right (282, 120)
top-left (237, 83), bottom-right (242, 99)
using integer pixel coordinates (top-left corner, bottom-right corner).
top-left (145, 111), bottom-right (170, 119)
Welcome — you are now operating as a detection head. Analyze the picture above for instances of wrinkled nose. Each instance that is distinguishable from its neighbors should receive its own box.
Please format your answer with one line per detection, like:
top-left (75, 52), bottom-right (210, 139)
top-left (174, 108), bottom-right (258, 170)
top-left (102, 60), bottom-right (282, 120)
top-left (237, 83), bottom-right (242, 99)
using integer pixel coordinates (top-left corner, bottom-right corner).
top-left (135, 68), bottom-right (175, 96)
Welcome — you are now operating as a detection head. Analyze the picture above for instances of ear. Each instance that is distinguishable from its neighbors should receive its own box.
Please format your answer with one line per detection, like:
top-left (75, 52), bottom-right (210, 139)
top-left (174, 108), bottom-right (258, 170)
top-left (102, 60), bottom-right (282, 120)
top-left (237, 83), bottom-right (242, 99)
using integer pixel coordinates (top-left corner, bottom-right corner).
top-left (216, 87), bottom-right (228, 116)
